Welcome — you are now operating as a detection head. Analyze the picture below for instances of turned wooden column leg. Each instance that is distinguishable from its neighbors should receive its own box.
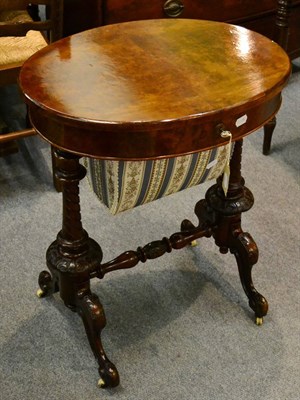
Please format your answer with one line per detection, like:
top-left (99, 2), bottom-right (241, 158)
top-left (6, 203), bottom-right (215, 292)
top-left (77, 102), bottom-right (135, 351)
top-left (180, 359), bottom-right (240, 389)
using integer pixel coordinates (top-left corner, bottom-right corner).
top-left (51, 146), bottom-right (62, 192)
top-left (37, 149), bottom-right (119, 388)
top-left (205, 140), bottom-right (268, 324)
top-left (263, 117), bottom-right (277, 155)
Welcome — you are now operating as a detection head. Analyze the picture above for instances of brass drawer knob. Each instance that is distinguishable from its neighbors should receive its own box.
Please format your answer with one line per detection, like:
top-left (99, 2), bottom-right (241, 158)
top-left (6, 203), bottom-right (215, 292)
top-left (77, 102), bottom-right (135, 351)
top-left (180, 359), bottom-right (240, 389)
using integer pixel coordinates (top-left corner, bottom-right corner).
top-left (163, 0), bottom-right (184, 18)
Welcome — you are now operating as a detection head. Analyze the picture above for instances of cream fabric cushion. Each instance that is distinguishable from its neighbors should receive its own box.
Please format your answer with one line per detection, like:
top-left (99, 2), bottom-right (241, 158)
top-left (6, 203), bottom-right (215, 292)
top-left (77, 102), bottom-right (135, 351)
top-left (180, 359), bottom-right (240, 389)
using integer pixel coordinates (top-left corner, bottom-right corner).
top-left (0, 10), bottom-right (47, 70)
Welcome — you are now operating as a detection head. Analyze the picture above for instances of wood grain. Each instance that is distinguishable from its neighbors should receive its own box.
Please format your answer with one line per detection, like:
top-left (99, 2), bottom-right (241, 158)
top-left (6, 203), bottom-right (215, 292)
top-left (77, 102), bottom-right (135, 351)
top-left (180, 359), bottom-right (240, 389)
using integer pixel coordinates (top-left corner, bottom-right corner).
top-left (20, 19), bottom-right (291, 159)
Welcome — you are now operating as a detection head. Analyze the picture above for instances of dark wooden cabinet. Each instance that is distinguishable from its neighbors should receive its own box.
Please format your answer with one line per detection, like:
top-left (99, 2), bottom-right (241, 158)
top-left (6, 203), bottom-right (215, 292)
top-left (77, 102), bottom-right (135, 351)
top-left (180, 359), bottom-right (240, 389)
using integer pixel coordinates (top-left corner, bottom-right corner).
top-left (62, 0), bottom-right (300, 58)
top-left (103, 0), bottom-right (278, 23)
top-left (62, 0), bottom-right (103, 36)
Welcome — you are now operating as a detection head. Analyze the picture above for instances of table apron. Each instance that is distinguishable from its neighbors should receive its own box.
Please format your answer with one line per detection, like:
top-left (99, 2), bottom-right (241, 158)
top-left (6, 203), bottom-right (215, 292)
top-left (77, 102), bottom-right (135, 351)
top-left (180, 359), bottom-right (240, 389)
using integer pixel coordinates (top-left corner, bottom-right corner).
top-left (28, 93), bottom-right (282, 160)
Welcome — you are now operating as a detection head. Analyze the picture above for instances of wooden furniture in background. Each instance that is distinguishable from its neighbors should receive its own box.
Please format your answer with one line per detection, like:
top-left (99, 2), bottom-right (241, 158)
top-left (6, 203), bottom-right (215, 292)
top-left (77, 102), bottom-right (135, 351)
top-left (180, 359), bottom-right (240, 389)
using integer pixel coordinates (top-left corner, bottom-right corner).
top-left (263, 0), bottom-right (294, 154)
top-left (0, 0), bottom-right (63, 157)
top-left (20, 19), bottom-right (290, 388)
top-left (61, 0), bottom-right (300, 59)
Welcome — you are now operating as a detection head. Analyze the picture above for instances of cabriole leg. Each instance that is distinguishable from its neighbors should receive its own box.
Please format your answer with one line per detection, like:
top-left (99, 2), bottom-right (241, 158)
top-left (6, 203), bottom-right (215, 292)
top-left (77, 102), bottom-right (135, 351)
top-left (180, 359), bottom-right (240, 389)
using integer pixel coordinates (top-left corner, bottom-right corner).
top-left (76, 288), bottom-right (120, 388)
top-left (205, 140), bottom-right (268, 323)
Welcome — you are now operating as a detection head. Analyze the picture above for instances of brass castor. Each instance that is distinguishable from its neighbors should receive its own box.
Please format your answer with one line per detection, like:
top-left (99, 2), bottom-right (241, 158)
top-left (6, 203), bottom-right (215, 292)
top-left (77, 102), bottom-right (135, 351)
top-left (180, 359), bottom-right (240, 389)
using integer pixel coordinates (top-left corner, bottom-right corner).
top-left (98, 378), bottom-right (106, 388)
top-left (255, 317), bottom-right (263, 326)
top-left (190, 240), bottom-right (198, 247)
top-left (97, 367), bottom-right (120, 389)
top-left (36, 288), bottom-right (44, 298)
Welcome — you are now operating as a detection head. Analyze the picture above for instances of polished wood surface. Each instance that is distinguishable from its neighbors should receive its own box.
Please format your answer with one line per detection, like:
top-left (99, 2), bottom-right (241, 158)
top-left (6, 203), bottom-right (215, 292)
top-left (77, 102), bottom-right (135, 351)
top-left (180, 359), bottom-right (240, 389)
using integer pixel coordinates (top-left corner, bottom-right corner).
top-left (20, 19), bottom-right (290, 159)
top-left (52, 0), bottom-right (299, 156)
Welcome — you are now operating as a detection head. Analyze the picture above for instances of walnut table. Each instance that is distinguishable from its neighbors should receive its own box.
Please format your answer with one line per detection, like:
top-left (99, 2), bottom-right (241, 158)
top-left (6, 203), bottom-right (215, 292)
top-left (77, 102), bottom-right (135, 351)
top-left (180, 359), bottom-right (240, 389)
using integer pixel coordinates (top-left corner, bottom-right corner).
top-left (19, 19), bottom-right (290, 388)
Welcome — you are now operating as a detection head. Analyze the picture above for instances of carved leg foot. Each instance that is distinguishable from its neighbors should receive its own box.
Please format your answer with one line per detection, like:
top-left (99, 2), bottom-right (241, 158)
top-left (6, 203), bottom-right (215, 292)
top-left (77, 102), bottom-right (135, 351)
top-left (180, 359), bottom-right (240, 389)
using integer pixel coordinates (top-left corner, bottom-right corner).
top-left (181, 218), bottom-right (196, 231)
top-left (230, 232), bottom-right (268, 323)
top-left (181, 199), bottom-right (215, 231)
top-left (181, 219), bottom-right (198, 246)
top-left (181, 199), bottom-right (216, 246)
top-left (76, 289), bottom-right (120, 388)
top-left (37, 270), bottom-right (59, 297)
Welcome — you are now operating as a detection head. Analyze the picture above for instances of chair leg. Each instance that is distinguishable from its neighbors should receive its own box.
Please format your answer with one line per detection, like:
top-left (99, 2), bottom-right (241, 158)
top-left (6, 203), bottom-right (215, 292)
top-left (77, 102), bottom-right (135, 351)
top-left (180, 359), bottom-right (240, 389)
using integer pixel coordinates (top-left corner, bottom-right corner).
top-left (0, 141), bottom-right (19, 156)
top-left (204, 140), bottom-right (268, 324)
top-left (0, 118), bottom-right (18, 156)
top-left (37, 148), bottom-right (119, 388)
top-left (263, 117), bottom-right (276, 155)
top-left (27, 4), bottom-right (40, 21)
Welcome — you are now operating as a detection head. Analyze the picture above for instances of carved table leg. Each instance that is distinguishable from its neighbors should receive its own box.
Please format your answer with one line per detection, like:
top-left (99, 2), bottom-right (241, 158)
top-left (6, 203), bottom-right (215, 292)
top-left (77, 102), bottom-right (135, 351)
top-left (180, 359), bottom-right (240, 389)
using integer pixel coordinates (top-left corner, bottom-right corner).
top-left (76, 288), bottom-right (120, 388)
top-left (203, 140), bottom-right (268, 324)
top-left (37, 149), bottom-right (119, 388)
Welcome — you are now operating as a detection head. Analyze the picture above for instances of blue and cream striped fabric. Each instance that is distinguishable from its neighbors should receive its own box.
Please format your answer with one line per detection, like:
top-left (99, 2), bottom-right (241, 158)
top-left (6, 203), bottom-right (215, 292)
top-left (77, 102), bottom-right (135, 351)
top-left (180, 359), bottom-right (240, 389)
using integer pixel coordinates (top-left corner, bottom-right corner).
top-left (85, 145), bottom-right (228, 215)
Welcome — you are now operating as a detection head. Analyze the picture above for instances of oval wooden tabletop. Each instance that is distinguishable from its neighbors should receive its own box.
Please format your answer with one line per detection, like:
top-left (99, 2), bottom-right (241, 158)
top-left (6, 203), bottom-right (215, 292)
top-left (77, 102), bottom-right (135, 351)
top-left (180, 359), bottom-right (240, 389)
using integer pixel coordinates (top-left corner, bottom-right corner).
top-left (19, 19), bottom-right (291, 159)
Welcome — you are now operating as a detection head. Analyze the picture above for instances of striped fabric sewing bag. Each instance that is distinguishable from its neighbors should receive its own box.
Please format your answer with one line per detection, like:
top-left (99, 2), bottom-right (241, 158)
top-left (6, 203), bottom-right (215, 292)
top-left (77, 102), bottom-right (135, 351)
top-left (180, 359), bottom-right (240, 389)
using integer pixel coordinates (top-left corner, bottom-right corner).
top-left (84, 144), bottom-right (228, 215)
